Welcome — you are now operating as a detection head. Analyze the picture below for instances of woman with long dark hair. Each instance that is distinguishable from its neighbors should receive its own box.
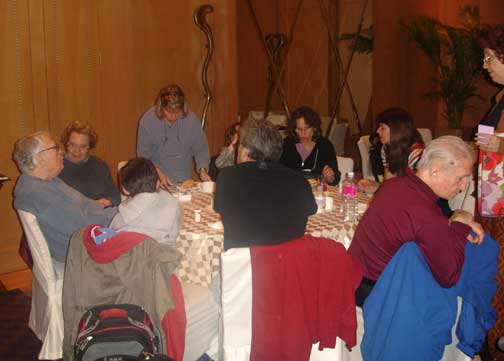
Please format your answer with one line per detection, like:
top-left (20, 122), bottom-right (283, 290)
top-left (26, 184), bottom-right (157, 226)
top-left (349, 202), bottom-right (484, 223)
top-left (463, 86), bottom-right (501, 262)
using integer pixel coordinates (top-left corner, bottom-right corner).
top-left (376, 107), bottom-right (424, 179)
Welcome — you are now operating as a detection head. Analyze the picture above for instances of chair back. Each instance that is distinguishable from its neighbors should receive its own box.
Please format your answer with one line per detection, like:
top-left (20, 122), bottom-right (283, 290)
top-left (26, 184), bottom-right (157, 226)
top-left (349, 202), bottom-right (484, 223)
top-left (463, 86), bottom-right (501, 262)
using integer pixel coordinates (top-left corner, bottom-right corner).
top-left (17, 210), bottom-right (64, 360)
top-left (117, 161), bottom-right (128, 201)
top-left (18, 210), bottom-right (58, 288)
top-left (417, 128), bottom-right (433, 145)
top-left (220, 243), bottom-right (355, 361)
top-left (328, 122), bottom-right (348, 156)
top-left (220, 248), bottom-right (253, 360)
top-left (337, 156), bottom-right (354, 178)
top-left (448, 179), bottom-right (476, 215)
top-left (357, 135), bottom-right (374, 180)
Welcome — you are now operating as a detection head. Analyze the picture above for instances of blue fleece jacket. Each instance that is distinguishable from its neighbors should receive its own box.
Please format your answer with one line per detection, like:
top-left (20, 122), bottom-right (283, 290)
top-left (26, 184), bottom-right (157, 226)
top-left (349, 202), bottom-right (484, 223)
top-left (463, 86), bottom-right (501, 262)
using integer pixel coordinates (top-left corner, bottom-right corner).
top-left (362, 235), bottom-right (497, 361)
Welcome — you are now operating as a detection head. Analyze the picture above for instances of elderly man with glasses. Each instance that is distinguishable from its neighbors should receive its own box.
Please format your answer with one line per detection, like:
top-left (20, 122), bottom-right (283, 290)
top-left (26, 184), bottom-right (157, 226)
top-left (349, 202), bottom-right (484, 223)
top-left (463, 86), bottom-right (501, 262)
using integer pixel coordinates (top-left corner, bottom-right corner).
top-left (12, 131), bottom-right (116, 269)
top-left (137, 84), bottom-right (211, 187)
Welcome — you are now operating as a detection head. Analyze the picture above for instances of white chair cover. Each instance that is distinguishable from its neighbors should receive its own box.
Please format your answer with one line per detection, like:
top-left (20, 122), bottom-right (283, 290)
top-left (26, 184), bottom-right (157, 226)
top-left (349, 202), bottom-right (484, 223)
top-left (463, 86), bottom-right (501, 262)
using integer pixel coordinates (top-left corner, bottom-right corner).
top-left (328, 123), bottom-right (348, 156)
top-left (220, 248), bottom-right (346, 361)
top-left (357, 135), bottom-right (374, 180)
top-left (337, 156), bottom-right (354, 177)
top-left (117, 160), bottom-right (128, 201)
top-left (18, 210), bottom-right (64, 360)
top-left (417, 128), bottom-right (433, 145)
top-left (449, 179), bottom-right (476, 215)
top-left (220, 248), bottom-right (253, 361)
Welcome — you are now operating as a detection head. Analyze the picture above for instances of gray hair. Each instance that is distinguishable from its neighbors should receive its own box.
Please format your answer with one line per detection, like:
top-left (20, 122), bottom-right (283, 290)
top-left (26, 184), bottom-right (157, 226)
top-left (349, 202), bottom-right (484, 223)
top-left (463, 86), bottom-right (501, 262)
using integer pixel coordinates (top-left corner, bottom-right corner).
top-left (240, 118), bottom-right (283, 162)
top-left (13, 131), bottom-right (50, 173)
top-left (417, 135), bottom-right (475, 171)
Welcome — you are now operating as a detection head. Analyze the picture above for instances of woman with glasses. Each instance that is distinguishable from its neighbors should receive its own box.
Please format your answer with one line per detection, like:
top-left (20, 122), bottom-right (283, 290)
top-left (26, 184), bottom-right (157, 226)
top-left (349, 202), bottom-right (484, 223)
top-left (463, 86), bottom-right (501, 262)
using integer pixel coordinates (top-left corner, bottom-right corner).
top-left (474, 25), bottom-right (504, 358)
top-left (137, 84), bottom-right (211, 187)
top-left (59, 121), bottom-right (120, 206)
top-left (280, 106), bottom-right (340, 185)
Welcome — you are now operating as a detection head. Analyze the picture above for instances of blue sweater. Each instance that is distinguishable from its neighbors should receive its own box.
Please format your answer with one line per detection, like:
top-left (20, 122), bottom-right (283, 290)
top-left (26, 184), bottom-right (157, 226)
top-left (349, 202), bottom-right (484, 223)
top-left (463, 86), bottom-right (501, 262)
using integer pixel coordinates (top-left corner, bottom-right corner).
top-left (362, 235), bottom-right (498, 361)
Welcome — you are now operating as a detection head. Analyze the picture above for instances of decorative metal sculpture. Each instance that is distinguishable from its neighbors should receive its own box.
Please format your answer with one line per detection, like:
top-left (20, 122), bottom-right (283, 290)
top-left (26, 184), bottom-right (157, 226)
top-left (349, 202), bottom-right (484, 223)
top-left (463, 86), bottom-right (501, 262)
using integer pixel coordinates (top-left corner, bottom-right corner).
top-left (194, 4), bottom-right (214, 129)
top-left (265, 33), bottom-right (288, 117)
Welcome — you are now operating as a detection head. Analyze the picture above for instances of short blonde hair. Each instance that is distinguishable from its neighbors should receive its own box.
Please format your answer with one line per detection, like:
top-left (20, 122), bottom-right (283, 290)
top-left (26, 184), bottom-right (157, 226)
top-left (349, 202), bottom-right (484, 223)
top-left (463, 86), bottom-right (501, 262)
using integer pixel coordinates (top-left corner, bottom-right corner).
top-left (60, 121), bottom-right (98, 150)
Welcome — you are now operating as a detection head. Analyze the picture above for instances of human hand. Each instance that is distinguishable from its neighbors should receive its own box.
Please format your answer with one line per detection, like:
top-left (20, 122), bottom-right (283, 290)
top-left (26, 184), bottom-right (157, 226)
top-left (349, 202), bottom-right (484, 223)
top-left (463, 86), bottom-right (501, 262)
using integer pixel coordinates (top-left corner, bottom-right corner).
top-left (231, 133), bottom-right (239, 146)
top-left (475, 133), bottom-right (501, 153)
top-left (322, 165), bottom-right (335, 183)
top-left (359, 179), bottom-right (379, 195)
top-left (466, 221), bottom-right (484, 245)
top-left (449, 209), bottom-right (473, 225)
top-left (156, 168), bottom-right (173, 189)
top-left (199, 168), bottom-right (212, 182)
top-left (96, 198), bottom-right (112, 207)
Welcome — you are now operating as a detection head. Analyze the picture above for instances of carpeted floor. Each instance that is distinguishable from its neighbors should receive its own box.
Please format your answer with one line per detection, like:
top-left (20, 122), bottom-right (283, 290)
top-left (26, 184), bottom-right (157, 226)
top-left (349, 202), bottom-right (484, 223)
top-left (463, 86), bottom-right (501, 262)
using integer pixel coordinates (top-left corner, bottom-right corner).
top-left (0, 288), bottom-right (42, 361)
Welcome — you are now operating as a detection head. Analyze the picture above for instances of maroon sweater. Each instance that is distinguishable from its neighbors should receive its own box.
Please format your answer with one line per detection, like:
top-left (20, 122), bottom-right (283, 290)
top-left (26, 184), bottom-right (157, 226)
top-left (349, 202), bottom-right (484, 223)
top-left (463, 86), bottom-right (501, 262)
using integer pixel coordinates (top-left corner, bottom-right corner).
top-left (348, 173), bottom-right (471, 287)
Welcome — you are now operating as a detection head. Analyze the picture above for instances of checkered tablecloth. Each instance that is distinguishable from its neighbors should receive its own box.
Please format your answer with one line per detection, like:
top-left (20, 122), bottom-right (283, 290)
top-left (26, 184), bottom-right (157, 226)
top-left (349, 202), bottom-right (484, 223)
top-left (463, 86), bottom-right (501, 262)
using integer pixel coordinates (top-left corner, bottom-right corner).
top-left (173, 184), bottom-right (370, 287)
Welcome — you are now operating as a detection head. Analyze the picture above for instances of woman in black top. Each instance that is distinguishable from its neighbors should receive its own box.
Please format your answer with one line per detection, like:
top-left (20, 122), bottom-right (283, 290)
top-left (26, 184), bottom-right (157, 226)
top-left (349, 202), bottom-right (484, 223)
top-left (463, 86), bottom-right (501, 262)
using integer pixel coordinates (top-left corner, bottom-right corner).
top-left (280, 106), bottom-right (341, 185)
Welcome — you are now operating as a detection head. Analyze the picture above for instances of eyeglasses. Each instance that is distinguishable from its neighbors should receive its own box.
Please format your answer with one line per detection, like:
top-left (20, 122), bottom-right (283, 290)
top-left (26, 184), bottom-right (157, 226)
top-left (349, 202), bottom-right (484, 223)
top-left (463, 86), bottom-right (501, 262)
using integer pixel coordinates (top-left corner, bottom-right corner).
top-left (295, 126), bottom-right (312, 133)
top-left (67, 142), bottom-right (90, 151)
top-left (483, 54), bottom-right (494, 64)
top-left (37, 143), bottom-right (60, 154)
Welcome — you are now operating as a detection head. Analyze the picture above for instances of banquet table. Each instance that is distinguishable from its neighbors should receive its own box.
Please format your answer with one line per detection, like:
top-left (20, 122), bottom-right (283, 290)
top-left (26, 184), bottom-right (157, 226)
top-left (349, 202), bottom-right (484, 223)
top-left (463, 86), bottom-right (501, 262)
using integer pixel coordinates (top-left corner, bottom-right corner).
top-left (171, 184), bottom-right (370, 287)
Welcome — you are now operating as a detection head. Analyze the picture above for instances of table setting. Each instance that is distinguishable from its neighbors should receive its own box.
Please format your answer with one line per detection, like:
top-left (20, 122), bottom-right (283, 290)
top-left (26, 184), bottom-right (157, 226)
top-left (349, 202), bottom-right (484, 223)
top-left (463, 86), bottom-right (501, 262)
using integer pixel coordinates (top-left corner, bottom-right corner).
top-left (170, 181), bottom-right (371, 287)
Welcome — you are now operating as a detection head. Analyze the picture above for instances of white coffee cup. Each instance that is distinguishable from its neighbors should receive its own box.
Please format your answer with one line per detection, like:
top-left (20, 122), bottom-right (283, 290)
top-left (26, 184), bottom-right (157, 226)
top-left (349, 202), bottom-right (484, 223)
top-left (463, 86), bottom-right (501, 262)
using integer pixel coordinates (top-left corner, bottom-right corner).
top-left (325, 196), bottom-right (334, 211)
top-left (200, 181), bottom-right (215, 193)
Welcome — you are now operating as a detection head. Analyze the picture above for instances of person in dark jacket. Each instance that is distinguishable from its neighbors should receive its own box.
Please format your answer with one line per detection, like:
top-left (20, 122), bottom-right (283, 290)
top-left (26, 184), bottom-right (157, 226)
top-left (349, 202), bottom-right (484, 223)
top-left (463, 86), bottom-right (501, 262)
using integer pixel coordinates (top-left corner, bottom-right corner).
top-left (214, 119), bottom-right (316, 250)
top-left (280, 106), bottom-right (340, 185)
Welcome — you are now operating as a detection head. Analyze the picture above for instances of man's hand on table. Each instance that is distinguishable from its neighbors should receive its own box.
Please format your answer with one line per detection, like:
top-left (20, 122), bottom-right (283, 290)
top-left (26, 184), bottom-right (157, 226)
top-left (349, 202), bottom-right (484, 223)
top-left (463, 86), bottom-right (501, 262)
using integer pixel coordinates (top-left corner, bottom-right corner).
top-left (156, 167), bottom-right (174, 189)
top-left (199, 168), bottom-right (211, 182)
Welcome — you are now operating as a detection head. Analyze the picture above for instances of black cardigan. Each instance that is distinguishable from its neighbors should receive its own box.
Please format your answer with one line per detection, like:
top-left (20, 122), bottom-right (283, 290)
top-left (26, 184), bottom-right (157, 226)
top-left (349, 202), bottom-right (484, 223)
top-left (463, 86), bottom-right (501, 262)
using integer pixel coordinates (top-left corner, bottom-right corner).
top-left (280, 137), bottom-right (341, 185)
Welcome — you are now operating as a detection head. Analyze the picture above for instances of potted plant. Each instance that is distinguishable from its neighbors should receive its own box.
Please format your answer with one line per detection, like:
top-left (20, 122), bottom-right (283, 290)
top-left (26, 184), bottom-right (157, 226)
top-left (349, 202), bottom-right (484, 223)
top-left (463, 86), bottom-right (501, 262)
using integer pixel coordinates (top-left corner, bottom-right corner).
top-left (401, 7), bottom-right (483, 134)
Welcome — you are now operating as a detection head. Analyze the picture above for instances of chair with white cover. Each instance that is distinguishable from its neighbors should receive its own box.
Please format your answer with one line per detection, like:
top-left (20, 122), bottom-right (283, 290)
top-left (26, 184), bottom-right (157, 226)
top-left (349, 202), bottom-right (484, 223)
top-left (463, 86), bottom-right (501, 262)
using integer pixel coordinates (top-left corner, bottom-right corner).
top-left (337, 156), bottom-right (354, 178)
top-left (17, 210), bottom-right (64, 360)
top-left (118, 160), bottom-right (128, 201)
top-left (357, 135), bottom-right (374, 180)
top-left (328, 122), bottom-right (348, 156)
top-left (220, 247), bottom-right (348, 361)
top-left (221, 248), bottom-right (253, 360)
top-left (417, 128), bottom-right (433, 145)
top-left (448, 179), bottom-right (476, 216)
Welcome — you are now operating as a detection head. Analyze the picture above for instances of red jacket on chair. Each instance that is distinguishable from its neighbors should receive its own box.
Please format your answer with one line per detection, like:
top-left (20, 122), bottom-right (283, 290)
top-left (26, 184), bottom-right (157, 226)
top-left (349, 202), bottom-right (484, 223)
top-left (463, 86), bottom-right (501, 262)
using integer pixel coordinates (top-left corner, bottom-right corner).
top-left (249, 234), bottom-right (363, 361)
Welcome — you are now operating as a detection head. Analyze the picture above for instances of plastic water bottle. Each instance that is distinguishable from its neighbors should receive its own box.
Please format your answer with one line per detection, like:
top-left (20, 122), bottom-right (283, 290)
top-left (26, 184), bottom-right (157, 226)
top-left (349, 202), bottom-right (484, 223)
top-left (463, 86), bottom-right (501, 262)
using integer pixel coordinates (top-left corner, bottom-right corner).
top-left (342, 172), bottom-right (358, 223)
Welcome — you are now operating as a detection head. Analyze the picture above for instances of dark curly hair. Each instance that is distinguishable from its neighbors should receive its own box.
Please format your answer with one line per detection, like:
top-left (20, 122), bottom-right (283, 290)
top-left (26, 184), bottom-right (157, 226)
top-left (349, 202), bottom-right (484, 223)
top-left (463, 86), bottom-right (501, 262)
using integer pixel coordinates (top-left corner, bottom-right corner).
top-left (287, 106), bottom-right (322, 142)
top-left (377, 107), bottom-right (423, 176)
top-left (478, 25), bottom-right (504, 62)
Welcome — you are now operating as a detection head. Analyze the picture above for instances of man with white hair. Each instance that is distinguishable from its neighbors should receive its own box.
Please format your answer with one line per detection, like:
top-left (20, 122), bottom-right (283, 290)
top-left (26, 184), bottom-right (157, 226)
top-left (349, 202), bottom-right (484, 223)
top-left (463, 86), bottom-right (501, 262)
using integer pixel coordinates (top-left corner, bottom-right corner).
top-left (349, 135), bottom-right (484, 306)
top-left (13, 131), bottom-right (116, 268)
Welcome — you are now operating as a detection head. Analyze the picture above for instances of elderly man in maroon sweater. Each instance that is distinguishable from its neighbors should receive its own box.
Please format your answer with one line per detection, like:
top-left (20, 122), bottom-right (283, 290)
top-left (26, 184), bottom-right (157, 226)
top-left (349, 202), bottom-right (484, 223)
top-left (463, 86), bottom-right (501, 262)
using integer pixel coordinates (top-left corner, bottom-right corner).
top-left (349, 135), bottom-right (484, 306)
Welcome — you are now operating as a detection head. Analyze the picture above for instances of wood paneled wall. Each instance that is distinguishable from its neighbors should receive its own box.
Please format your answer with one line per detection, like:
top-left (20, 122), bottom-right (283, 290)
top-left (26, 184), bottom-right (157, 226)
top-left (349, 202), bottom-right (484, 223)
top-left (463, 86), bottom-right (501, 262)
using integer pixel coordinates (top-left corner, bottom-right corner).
top-left (236, 0), bottom-right (333, 119)
top-left (0, 0), bottom-right (238, 274)
top-left (373, 0), bottom-right (504, 130)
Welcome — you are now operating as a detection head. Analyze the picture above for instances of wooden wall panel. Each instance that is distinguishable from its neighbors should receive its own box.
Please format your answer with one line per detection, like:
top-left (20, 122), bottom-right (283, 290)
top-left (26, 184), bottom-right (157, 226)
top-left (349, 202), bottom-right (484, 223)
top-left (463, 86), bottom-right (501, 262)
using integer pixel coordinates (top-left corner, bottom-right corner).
top-left (0, 0), bottom-right (238, 274)
top-left (373, 0), bottom-right (504, 131)
top-left (0, 0), bottom-right (39, 272)
top-left (236, 0), bottom-right (332, 119)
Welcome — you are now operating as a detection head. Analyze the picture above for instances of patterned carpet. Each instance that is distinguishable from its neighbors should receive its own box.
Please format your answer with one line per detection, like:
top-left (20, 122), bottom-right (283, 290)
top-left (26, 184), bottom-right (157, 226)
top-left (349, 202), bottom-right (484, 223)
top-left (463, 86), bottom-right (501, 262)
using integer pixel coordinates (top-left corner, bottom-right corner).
top-left (0, 288), bottom-right (41, 361)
